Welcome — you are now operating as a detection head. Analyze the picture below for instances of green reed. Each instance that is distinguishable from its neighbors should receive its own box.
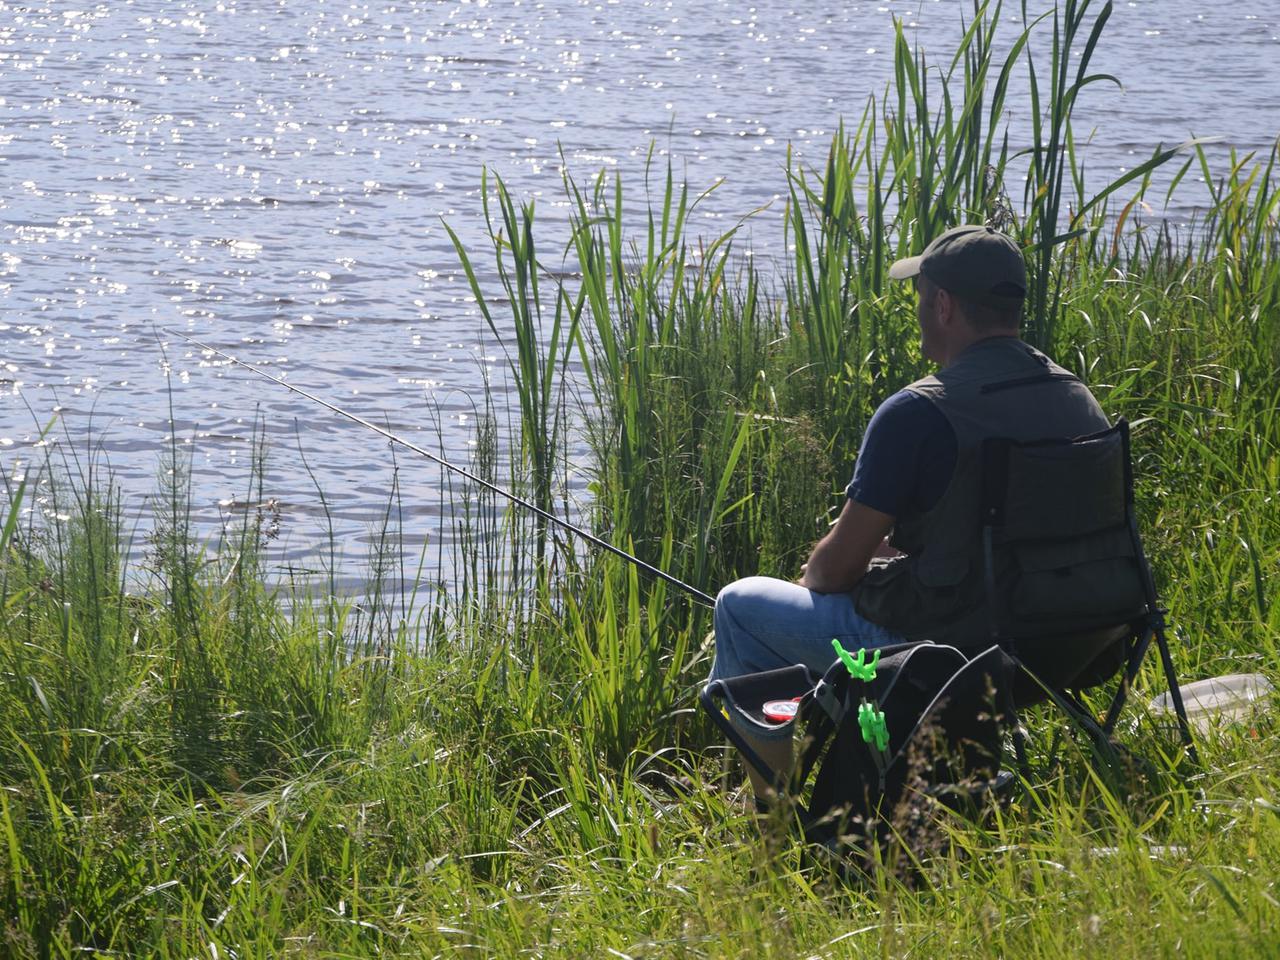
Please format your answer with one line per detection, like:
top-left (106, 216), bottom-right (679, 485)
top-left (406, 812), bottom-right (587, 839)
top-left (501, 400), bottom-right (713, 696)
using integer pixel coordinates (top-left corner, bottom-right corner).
top-left (2, 0), bottom-right (1279, 954)
top-left (0, 459), bottom-right (1274, 957)
top-left (555, 156), bottom-right (831, 592)
top-left (1, 425), bottom-right (1277, 953)
top-left (446, 168), bottom-right (581, 583)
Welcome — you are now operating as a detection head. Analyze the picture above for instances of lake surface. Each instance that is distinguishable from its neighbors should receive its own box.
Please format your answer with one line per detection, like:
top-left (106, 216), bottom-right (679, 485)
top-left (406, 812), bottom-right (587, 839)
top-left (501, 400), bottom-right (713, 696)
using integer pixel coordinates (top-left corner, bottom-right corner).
top-left (2, 0), bottom-right (1277, 595)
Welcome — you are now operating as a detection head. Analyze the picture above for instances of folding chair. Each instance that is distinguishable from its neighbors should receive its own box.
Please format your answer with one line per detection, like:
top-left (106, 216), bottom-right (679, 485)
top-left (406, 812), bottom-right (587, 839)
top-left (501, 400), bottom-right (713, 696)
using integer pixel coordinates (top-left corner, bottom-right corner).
top-left (699, 419), bottom-right (1196, 846)
top-left (979, 418), bottom-right (1198, 769)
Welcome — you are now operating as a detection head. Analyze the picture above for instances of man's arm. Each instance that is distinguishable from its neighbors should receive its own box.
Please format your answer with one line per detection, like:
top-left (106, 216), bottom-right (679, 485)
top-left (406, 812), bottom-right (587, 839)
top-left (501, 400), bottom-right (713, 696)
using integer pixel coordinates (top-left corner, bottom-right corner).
top-left (798, 499), bottom-right (896, 594)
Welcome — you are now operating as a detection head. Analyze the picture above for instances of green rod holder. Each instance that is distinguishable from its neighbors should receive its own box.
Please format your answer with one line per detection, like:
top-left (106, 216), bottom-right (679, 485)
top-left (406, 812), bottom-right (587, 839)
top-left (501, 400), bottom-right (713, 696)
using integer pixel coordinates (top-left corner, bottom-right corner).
top-left (832, 639), bottom-right (880, 681)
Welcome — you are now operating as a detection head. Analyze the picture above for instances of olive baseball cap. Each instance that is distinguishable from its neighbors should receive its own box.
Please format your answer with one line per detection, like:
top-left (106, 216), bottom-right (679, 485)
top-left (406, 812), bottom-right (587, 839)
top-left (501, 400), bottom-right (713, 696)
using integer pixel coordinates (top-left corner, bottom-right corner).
top-left (888, 224), bottom-right (1026, 308)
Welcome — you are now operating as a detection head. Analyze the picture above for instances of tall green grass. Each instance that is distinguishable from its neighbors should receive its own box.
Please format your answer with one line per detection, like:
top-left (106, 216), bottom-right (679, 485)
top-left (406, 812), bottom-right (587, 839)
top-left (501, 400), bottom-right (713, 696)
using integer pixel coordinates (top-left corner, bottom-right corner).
top-left (2, 0), bottom-right (1278, 954)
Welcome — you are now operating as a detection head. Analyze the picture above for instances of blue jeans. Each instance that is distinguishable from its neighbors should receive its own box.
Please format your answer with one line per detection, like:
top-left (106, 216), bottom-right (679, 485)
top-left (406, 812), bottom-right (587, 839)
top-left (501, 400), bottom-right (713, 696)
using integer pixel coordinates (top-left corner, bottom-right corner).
top-left (710, 576), bottom-right (904, 740)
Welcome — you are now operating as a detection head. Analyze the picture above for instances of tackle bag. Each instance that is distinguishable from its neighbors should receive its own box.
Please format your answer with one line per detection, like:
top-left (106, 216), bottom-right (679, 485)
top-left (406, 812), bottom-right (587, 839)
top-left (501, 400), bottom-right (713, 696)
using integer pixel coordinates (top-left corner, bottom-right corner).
top-left (701, 641), bottom-right (1016, 846)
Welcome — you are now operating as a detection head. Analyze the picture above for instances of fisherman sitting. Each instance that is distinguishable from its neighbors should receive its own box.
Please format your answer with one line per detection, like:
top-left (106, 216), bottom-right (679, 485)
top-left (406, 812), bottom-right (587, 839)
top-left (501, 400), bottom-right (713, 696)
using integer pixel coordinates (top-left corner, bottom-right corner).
top-left (710, 225), bottom-right (1120, 801)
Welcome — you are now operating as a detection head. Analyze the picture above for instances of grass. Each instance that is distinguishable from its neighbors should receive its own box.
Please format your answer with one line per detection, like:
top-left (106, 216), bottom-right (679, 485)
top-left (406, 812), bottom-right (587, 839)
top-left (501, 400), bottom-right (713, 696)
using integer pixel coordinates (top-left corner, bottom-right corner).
top-left (2, 0), bottom-right (1279, 955)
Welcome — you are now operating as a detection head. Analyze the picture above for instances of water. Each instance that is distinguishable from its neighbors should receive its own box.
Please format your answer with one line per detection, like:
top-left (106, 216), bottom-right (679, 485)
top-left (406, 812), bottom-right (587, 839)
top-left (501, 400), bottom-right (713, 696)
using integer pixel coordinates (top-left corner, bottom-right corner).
top-left (2, 0), bottom-right (1277, 594)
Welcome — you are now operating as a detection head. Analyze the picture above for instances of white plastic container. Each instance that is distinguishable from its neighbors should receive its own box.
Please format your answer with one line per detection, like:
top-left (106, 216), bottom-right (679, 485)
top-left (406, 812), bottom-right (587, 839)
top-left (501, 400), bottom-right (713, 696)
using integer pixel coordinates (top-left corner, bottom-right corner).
top-left (1149, 673), bottom-right (1275, 734)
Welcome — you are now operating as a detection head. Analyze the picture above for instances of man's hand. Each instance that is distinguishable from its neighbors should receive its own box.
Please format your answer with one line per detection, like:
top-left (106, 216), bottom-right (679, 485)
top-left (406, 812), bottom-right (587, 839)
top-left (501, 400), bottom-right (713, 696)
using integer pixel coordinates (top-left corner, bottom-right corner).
top-left (797, 499), bottom-right (896, 594)
top-left (873, 537), bottom-right (904, 560)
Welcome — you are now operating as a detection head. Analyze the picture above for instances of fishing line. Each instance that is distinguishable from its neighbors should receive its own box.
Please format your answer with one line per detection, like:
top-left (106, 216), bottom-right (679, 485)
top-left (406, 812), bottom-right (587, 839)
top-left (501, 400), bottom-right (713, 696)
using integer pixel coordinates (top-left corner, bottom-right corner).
top-left (168, 331), bottom-right (717, 608)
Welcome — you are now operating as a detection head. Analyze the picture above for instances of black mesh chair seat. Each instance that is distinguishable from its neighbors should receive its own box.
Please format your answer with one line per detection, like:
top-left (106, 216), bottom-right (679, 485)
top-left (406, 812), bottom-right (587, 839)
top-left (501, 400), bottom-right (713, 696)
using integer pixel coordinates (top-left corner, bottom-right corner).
top-left (1004, 623), bottom-right (1129, 708)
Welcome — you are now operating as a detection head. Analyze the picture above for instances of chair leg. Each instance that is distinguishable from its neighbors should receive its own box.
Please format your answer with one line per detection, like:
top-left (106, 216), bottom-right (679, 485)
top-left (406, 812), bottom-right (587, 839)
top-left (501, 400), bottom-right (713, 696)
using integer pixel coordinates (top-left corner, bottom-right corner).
top-left (1153, 618), bottom-right (1199, 765)
top-left (1058, 689), bottom-right (1111, 743)
top-left (1103, 626), bottom-right (1151, 736)
top-left (1011, 664), bottom-right (1121, 773)
top-left (1101, 616), bottom-right (1198, 767)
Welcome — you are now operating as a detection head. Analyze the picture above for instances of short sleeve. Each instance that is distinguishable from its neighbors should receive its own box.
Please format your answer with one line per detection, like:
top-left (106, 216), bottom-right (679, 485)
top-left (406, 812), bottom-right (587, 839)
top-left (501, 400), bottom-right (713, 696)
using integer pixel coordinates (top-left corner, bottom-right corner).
top-left (845, 390), bottom-right (958, 518)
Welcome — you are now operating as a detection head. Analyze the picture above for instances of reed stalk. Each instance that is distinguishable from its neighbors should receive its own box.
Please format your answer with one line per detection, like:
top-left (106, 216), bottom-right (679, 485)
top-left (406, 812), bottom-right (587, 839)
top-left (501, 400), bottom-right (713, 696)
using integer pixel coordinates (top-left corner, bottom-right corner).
top-left (1, 0), bottom-right (1278, 953)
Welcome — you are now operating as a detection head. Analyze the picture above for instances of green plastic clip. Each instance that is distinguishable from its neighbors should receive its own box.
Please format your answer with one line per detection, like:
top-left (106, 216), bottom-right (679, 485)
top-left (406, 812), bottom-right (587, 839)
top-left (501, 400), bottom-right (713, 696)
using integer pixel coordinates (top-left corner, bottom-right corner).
top-left (858, 702), bottom-right (890, 753)
top-left (831, 639), bottom-right (880, 681)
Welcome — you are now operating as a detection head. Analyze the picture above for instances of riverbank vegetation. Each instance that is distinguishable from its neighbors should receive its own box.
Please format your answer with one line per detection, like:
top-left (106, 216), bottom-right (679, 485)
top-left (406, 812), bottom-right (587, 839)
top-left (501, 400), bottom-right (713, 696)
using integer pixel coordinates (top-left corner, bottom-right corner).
top-left (3, 0), bottom-right (1279, 955)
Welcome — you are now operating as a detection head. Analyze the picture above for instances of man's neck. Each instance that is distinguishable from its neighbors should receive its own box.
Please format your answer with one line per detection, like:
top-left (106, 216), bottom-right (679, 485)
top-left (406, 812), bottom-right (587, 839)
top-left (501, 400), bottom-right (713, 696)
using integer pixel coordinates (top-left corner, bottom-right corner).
top-left (941, 331), bottom-right (1021, 367)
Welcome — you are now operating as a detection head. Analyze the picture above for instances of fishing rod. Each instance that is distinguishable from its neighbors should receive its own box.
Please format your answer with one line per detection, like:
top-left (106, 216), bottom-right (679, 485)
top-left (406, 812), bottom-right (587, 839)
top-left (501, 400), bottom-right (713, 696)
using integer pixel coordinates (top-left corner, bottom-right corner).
top-left (168, 331), bottom-right (717, 608)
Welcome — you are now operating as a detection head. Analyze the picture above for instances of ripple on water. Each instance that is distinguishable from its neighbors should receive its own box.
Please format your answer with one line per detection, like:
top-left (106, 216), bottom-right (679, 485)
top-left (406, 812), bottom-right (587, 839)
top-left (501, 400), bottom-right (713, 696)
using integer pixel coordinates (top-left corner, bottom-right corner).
top-left (1, 0), bottom-right (1277, 593)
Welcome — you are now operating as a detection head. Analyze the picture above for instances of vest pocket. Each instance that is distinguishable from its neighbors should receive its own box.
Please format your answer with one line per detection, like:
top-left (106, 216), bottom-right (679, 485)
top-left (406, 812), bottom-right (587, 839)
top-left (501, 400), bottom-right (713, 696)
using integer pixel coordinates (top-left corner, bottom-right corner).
top-left (854, 555), bottom-right (980, 638)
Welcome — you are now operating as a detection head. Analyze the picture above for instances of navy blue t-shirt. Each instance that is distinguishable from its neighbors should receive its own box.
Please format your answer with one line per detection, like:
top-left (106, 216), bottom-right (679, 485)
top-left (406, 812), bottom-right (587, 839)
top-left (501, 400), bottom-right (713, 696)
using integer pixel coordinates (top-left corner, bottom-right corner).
top-left (845, 390), bottom-right (958, 518)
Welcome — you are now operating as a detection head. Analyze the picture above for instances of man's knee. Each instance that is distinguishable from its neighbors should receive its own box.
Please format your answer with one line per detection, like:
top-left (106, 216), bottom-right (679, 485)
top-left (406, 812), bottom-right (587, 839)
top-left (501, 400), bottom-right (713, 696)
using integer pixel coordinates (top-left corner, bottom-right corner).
top-left (713, 579), bottom-right (748, 652)
top-left (715, 575), bottom-right (779, 617)
top-left (714, 578), bottom-right (780, 649)
top-left (714, 577), bottom-right (753, 617)
top-left (711, 578), bottom-right (773, 676)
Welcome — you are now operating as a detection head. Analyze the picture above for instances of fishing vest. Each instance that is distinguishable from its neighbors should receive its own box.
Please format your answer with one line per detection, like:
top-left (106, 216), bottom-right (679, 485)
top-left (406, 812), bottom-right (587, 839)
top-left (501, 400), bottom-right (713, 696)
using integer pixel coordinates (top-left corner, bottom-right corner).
top-left (852, 336), bottom-right (1136, 647)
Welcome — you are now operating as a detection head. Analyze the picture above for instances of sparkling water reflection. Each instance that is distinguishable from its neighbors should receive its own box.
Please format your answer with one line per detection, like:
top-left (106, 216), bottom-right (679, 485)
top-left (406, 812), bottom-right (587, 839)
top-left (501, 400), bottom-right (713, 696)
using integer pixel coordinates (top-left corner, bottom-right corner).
top-left (1, 0), bottom-right (1277, 595)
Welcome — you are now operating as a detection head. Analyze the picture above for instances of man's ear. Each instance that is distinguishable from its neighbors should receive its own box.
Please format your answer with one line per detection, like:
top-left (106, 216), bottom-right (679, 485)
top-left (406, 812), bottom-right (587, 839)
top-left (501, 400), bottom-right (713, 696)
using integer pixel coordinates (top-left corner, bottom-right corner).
top-left (935, 286), bottom-right (956, 326)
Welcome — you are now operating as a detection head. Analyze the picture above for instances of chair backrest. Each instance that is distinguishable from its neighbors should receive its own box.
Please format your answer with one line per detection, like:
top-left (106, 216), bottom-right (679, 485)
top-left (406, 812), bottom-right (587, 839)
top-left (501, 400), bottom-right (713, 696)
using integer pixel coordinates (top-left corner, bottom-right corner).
top-left (978, 419), bottom-right (1152, 693)
top-left (981, 424), bottom-right (1131, 542)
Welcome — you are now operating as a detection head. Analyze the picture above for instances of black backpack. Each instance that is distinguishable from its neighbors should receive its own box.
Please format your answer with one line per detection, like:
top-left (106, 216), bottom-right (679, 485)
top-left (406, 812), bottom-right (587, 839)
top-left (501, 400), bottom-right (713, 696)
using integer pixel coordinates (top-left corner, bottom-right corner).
top-left (702, 641), bottom-right (1016, 848)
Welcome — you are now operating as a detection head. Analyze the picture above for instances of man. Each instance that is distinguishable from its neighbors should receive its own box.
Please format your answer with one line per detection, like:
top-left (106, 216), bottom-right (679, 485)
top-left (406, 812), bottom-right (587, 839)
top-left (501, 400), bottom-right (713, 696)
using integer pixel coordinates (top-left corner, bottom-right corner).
top-left (711, 224), bottom-right (1114, 799)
